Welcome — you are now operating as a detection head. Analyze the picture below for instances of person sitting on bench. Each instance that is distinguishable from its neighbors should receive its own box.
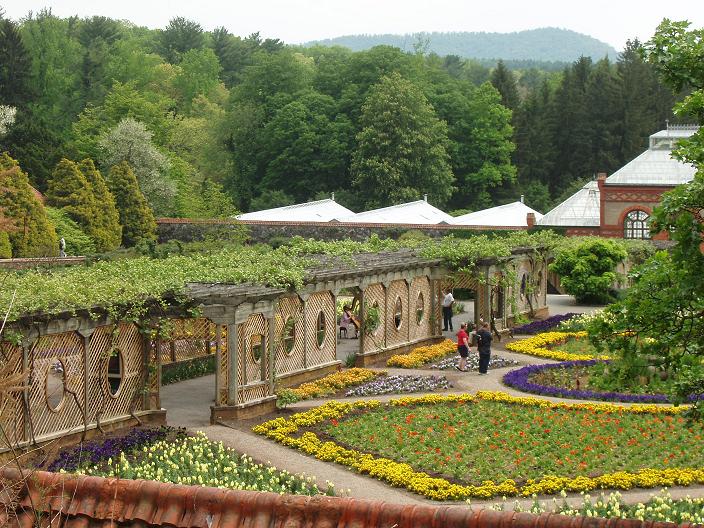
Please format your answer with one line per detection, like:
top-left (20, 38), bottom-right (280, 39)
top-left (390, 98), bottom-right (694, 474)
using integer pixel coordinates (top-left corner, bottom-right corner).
top-left (340, 305), bottom-right (358, 338)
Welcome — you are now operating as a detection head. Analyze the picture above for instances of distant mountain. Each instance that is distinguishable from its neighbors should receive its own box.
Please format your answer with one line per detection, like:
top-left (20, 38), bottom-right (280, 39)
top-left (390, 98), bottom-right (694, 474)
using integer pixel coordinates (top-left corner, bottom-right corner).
top-left (305, 28), bottom-right (617, 63)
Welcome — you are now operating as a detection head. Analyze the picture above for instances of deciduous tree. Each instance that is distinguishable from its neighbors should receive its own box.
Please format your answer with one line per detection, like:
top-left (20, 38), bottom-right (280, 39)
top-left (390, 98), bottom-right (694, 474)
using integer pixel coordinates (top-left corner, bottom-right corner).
top-left (351, 72), bottom-right (454, 208)
top-left (99, 118), bottom-right (176, 216)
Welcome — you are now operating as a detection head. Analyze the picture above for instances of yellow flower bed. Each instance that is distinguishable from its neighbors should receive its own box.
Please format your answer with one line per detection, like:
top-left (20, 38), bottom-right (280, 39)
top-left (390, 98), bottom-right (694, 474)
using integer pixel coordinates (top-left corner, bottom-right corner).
top-left (505, 331), bottom-right (610, 361)
top-left (254, 391), bottom-right (695, 501)
top-left (386, 339), bottom-right (456, 368)
top-left (286, 368), bottom-right (383, 400)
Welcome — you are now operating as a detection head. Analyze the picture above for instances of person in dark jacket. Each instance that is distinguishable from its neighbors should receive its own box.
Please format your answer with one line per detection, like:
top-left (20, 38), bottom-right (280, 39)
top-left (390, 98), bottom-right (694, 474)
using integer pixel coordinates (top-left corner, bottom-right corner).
top-left (476, 322), bottom-right (492, 374)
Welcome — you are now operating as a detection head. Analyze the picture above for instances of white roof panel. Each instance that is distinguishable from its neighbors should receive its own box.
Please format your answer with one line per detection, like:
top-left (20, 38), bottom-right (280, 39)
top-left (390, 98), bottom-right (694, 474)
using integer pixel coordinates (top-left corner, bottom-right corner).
top-left (340, 200), bottom-right (453, 225)
top-left (537, 181), bottom-right (601, 227)
top-left (605, 149), bottom-right (697, 186)
top-left (237, 199), bottom-right (354, 222)
top-left (451, 201), bottom-right (543, 227)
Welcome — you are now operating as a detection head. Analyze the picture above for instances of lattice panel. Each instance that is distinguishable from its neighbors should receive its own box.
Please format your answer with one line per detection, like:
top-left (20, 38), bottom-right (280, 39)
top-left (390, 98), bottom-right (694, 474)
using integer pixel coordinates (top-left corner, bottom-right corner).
top-left (409, 276), bottom-right (432, 342)
top-left (159, 318), bottom-right (215, 365)
top-left (0, 342), bottom-right (25, 448)
top-left (385, 280), bottom-right (409, 348)
top-left (28, 332), bottom-right (85, 440)
top-left (516, 261), bottom-right (533, 313)
top-left (238, 382), bottom-right (269, 404)
top-left (433, 281), bottom-right (443, 334)
top-left (305, 291), bottom-right (336, 367)
top-left (363, 283), bottom-right (386, 353)
top-left (146, 335), bottom-right (160, 410)
top-left (442, 273), bottom-right (478, 291)
top-left (87, 324), bottom-right (145, 425)
top-left (476, 283), bottom-right (489, 322)
top-left (217, 325), bottom-right (228, 406)
top-left (274, 296), bottom-right (305, 376)
top-left (237, 314), bottom-right (268, 402)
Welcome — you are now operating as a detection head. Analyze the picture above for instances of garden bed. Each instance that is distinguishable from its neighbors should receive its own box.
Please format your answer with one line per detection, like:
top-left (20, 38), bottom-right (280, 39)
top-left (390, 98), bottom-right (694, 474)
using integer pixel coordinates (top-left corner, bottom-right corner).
top-left (429, 352), bottom-right (518, 371)
top-left (512, 313), bottom-right (579, 335)
top-left (498, 490), bottom-right (704, 524)
top-left (505, 332), bottom-right (608, 361)
top-left (254, 391), bottom-right (703, 501)
top-left (42, 426), bottom-right (335, 496)
top-left (276, 367), bottom-right (383, 406)
top-left (344, 374), bottom-right (452, 397)
top-left (503, 360), bottom-right (701, 404)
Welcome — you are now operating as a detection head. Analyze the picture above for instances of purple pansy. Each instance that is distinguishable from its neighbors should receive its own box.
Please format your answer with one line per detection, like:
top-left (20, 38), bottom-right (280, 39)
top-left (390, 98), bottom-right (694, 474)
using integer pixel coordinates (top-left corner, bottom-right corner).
top-left (513, 313), bottom-right (579, 334)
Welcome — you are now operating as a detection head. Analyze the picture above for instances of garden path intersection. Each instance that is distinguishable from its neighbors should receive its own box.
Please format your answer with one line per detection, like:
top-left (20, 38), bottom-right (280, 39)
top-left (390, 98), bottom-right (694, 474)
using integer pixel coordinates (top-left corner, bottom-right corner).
top-left (160, 296), bottom-right (704, 510)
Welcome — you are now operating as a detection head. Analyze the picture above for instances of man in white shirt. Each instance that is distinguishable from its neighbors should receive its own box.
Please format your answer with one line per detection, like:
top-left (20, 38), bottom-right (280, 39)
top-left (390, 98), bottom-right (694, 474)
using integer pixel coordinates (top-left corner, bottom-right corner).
top-left (442, 289), bottom-right (454, 331)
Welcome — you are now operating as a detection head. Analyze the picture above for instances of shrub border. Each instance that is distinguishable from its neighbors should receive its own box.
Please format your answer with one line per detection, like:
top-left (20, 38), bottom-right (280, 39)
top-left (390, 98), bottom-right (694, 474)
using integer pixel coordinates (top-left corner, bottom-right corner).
top-left (253, 391), bottom-right (701, 501)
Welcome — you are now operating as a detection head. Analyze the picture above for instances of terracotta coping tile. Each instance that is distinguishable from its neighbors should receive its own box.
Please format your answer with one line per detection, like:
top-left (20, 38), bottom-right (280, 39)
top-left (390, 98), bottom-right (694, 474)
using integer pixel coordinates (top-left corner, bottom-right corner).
top-left (1, 467), bottom-right (698, 528)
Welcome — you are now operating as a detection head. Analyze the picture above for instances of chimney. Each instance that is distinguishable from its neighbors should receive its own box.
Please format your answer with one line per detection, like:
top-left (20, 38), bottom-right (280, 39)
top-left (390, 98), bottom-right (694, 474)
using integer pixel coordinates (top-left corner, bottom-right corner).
top-left (526, 212), bottom-right (536, 229)
top-left (331, 192), bottom-right (335, 201)
top-left (520, 194), bottom-right (524, 204)
top-left (597, 172), bottom-right (607, 188)
top-left (423, 193), bottom-right (428, 202)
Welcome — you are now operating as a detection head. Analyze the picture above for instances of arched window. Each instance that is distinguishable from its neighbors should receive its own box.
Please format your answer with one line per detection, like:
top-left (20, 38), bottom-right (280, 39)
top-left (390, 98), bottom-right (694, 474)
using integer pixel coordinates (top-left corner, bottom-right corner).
top-left (624, 210), bottom-right (650, 239)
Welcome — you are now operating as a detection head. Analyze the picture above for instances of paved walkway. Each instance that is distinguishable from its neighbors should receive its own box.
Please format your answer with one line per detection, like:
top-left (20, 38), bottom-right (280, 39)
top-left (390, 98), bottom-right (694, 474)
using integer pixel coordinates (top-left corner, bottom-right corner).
top-left (159, 295), bottom-right (704, 509)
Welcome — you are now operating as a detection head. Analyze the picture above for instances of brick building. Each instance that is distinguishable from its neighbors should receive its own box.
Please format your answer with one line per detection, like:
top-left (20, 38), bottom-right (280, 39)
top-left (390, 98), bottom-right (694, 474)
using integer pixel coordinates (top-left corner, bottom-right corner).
top-left (537, 125), bottom-right (699, 239)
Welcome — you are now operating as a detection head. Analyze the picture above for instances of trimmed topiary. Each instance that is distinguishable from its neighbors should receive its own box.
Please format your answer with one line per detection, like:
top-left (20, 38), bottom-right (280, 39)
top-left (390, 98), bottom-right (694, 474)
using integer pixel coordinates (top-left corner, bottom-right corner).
top-left (78, 159), bottom-right (122, 251)
top-left (107, 161), bottom-right (156, 247)
top-left (46, 158), bottom-right (98, 235)
top-left (0, 230), bottom-right (12, 258)
top-left (0, 152), bottom-right (58, 257)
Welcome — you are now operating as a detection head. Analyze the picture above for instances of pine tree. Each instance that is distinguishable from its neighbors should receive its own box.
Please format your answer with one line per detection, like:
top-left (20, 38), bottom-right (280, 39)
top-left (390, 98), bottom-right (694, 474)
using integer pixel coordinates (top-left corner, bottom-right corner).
top-left (107, 161), bottom-right (156, 247)
top-left (46, 159), bottom-right (98, 233)
top-left (549, 58), bottom-right (593, 194)
top-left (586, 58), bottom-right (624, 175)
top-left (0, 18), bottom-right (34, 107)
top-left (489, 60), bottom-right (520, 111)
top-left (78, 158), bottom-right (122, 251)
top-left (0, 153), bottom-right (58, 257)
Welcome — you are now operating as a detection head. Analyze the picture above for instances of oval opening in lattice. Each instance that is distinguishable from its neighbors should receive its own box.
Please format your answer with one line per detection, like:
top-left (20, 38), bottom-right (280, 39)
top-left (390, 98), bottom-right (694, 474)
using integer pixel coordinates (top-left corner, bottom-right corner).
top-left (46, 358), bottom-right (66, 412)
top-left (250, 333), bottom-right (264, 363)
top-left (107, 349), bottom-right (124, 397)
top-left (316, 311), bottom-right (326, 348)
top-left (283, 317), bottom-right (295, 355)
top-left (393, 297), bottom-right (403, 330)
top-left (415, 292), bottom-right (424, 325)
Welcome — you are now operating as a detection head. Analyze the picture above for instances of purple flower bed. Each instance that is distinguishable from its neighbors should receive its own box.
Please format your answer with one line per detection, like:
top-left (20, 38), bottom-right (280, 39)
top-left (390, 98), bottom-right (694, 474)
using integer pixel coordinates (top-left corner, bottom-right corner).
top-left (503, 361), bottom-right (702, 403)
top-left (512, 313), bottom-right (579, 334)
top-left (46, 426), bottom-right (180, 472)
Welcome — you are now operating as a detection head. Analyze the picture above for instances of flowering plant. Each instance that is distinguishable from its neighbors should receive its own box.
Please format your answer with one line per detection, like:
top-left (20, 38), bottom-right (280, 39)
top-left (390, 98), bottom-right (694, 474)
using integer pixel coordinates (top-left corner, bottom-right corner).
top-left (253, 391), bottom-right (699, 501)
top-left (386, 339), bottom-right (456, 368)
top-left (505, 332), bottom-right (608, 361)
top-left (512, 313), bottom-right (579, 334)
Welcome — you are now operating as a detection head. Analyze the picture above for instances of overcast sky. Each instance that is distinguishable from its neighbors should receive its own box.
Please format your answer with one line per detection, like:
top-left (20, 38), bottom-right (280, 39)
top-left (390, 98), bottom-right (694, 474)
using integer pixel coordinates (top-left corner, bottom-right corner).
top-left (2, 0), bottom-right (703, 50)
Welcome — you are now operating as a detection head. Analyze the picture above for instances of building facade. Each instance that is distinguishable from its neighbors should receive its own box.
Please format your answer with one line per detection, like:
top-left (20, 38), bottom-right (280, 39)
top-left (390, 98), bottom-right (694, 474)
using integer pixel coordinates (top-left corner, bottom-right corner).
top-left (537, 125), bottom-right (699, 239)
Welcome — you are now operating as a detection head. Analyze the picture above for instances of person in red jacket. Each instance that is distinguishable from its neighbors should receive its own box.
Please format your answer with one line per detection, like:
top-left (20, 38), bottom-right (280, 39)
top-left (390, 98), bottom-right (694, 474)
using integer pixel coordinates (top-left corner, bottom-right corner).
top-left (455, 322), bottom-right (470, 372)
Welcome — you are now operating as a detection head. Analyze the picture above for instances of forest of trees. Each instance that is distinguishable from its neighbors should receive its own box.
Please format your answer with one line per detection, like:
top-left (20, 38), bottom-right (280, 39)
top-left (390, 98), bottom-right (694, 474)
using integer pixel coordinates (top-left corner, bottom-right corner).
top-left (0, 9), bottom-right (683, 256)
top-left (307, 27), bottom-right (617, 63)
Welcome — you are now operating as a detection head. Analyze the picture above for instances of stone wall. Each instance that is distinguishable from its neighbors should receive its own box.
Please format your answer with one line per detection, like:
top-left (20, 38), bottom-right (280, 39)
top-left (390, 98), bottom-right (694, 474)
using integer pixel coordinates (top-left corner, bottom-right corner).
top-left (156, 218), bottom-right (522, 244)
